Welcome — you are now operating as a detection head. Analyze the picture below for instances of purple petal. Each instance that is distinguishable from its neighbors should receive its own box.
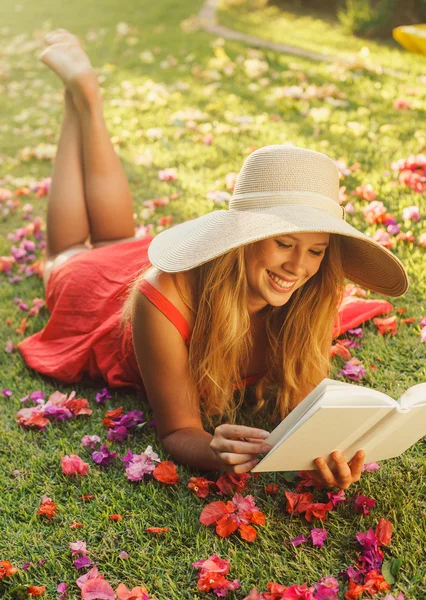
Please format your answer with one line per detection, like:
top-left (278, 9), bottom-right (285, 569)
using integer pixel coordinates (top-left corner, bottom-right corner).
top-left (92, 443), bottom-right (117, 465)
top-left (285, 534), bottom-right (307, 546)
top-left (327, 490), bottom-right (347, 507)
top-left (74, 556), bottom-right (92, 569)
top-left (348, 328), bottom-right (363, 338)
top-left (355, 528), bottom-right (378, 549)
top-left (120, 450), bottom-right (134, 465)
top-left (338, 565), bottom-right (365, 583)
top-left (57, 582), bottom-right (68, 599)
top-left (95, 387), bottom-right (112, 404)
top-left (107, 425), bottom-right (130, 442)
top-left (43, 406), bottom-right (73, 421)
top-left (310, 528), bottom-right (327, 548)
top-left (354, 494), bottom-right (376, 515)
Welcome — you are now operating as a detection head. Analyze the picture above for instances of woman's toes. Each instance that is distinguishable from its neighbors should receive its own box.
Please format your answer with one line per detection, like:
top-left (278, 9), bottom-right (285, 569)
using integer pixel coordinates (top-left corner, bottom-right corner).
top-left (44, 29), bottom-right (81, 47)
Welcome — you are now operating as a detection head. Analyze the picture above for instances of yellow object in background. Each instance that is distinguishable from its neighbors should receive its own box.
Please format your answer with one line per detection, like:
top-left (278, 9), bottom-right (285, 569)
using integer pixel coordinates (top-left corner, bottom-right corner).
top-left (393, 24), bottom-right (426, 54)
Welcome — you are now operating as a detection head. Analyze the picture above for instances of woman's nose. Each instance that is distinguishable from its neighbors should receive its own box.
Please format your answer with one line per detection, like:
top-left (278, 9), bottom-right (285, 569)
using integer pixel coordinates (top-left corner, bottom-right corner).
top-left (283, 252), bottom-right (306, 277)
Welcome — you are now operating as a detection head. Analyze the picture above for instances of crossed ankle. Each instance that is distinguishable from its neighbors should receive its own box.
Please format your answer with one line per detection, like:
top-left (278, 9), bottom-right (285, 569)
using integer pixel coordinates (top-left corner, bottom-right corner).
top-left (69, 75), bottom-right (103, 115)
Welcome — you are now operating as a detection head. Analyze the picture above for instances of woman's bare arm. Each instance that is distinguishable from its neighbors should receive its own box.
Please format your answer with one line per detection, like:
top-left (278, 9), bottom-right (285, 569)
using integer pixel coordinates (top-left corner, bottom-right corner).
top-left (132, 290), bottom-right (221, 469)
top-left (132, 289), bottom-right (270, 472)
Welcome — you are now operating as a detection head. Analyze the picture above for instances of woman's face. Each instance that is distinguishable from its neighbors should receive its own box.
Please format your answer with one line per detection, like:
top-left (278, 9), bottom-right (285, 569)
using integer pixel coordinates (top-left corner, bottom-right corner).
top-left (244, 231), bottom-right (330, 315)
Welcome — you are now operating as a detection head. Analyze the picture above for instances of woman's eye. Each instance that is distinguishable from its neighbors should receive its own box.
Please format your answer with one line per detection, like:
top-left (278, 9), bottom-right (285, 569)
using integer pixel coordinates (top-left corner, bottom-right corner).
top-left (276, 241), bottom-right (324, 256)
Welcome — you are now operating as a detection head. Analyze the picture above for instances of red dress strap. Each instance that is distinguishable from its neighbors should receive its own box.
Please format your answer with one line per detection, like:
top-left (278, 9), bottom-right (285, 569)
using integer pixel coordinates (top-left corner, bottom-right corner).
top-left (138, 279), bottom-right (264, 388)
top-left (137, 279), bottom-right (191, 345)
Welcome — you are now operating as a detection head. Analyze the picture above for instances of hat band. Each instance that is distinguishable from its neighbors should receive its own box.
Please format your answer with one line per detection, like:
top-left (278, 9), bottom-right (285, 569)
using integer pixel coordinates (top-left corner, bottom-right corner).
top-left (229, 191), bottom-right (345, 220)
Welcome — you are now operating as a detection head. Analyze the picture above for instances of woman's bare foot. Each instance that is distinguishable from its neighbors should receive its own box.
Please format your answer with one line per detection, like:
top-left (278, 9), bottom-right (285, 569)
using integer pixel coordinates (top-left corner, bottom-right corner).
top-left (42, 28), bottom-right (82, 49)
top-left (40, 30), bottom-right (101, 113)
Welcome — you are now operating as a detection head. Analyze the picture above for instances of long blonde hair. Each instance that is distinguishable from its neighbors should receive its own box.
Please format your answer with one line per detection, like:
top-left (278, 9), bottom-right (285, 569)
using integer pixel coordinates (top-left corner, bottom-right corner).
top-left (121, 234), bottom-right (345, 427)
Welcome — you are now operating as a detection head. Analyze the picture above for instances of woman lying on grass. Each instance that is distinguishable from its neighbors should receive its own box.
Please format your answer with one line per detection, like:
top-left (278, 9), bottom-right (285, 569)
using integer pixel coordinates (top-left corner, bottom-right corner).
top-left (18, 29), bottom-right (409, 490)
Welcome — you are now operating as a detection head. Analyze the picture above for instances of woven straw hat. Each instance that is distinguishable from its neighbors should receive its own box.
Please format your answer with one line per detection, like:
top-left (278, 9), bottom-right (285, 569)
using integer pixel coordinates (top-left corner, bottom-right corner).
top-left (148, 145), bottom-right (408, 297)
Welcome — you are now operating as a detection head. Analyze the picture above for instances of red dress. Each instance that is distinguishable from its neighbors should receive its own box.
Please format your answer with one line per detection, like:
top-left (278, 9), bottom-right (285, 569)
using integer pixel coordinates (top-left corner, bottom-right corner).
top-left (17, 236), bottom-right (262, 392)
top-left (18, 235), bottom-right (393, 391)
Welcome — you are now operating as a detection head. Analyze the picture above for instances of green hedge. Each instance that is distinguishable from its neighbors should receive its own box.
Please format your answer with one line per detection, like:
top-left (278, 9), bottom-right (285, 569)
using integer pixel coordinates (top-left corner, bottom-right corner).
top-left (266, 0), bottom-right (426, 37)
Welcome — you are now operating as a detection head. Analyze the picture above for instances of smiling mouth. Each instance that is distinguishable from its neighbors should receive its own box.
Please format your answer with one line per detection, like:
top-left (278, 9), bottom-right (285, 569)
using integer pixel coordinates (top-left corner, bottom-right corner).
top-left (266, 270), bottom-right (297, 291)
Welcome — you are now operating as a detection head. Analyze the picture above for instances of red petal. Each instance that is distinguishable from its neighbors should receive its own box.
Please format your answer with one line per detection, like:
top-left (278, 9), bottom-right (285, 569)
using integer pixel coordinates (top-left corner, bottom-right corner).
top-left (239, 524), bottom-right (257, 542)
top-left (200, 501), bottom-right (230, 526)
top-left (248, 511), bottom-right (266, 526)
top-left (216, 515), bottom-right (239, 538)
top-left (216, 472), bottom-right (251, 495)
top-left (152, 461), bottom-right (179, 485)
top-left (26, 586), bottom-right (47, 596)
top-left (105, 407), bottom-right (123, 419)
top-left (375, 518), bottom-right (392, 546)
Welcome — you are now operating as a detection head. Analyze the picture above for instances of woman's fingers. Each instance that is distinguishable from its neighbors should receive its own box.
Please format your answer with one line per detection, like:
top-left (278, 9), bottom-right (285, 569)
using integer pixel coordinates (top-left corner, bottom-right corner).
top-left (220, 451), bottom-right (257, 466)
top-left (315, 450), bottom-right (365, 489)
top-left (216, 439), bottom-right (271, 456)
top-left (210, 424), bottom-right (271, 472)
top-left (315, 452), bottom-right (351, 489)
top-left (314, 456), bottom-right (338, 487)
top-left (211, 439), bottom-right (270, 466)
top-left (225, 457), bottom-right (260, 474)
top-left (331, 451), bottom-right (353, 488)
top-left (216, 424), bottom-right (270, 441)
top-left (348, 450), bottom-right (365, 482)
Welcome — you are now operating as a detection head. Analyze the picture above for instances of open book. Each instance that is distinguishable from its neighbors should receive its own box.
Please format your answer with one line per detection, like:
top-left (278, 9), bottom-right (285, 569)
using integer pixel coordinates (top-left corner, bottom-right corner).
top-left (251, 378), bottom-right (426, 472)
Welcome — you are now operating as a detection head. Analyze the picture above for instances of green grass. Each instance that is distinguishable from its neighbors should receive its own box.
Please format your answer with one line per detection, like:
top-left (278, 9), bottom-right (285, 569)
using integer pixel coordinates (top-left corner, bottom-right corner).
top-left (1, 0), bottom-right (426, 598)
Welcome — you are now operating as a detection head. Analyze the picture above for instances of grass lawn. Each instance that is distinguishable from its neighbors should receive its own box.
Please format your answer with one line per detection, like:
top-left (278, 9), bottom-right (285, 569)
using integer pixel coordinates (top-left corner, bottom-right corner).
top-left (1, 0), bottom-right (426, 598)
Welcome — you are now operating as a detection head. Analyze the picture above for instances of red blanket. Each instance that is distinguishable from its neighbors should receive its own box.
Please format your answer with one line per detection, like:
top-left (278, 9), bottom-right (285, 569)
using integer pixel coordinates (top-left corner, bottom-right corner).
top-left (333, 296), bottom-right (393, 339)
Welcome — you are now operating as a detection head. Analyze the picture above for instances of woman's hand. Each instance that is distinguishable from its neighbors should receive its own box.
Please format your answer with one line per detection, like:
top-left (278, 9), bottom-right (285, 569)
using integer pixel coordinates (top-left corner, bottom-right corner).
top-left (210, 424), bottom-right (271, 473)
top-left (308, 449), bottom-right (366, 490)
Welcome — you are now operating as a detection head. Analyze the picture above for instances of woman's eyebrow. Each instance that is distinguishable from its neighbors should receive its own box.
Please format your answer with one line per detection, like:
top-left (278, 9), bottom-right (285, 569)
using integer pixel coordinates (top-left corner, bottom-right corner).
top-left (277, 234), bottom-right (329, 246)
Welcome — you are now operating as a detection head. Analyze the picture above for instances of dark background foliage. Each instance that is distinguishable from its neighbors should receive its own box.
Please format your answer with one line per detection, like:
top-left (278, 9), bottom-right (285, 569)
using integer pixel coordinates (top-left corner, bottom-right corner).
top-left (265, 0), bottom-right (426, 37)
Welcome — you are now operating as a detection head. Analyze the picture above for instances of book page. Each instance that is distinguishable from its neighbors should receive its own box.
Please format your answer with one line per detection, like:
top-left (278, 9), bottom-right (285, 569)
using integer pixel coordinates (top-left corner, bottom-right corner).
top-left (264, 378), bottom-right (394, 448)
top-left (347, 404), bottom-right (426, 461)
top-left (252, 405), bottom-right (394, 472)
top-left (398, 382), bottom-right (426, 409)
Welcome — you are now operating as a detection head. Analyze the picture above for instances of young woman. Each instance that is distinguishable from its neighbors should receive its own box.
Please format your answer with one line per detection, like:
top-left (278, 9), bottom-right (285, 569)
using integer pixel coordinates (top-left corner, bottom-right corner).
top-left (18, 30), bottom-right (409, 490)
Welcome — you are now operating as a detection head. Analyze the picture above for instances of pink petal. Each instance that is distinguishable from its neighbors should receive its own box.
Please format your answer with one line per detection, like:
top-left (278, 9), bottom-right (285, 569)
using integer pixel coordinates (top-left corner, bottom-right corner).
top-left (61, 454), bottom-right (89, 476)
top-left (76, 567), bottom-right (101, 589)
top-left (81, 577), bottom-right (116, 600)
top-left (70, 540), bottom-right (88, 556)
top-left (362, 462), bottom-right (380, 472)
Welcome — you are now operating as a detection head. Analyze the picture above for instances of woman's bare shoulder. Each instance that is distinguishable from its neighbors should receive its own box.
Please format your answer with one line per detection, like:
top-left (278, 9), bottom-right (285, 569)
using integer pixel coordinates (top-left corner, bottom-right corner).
top-left (142, 266), bottom-right (195, 328)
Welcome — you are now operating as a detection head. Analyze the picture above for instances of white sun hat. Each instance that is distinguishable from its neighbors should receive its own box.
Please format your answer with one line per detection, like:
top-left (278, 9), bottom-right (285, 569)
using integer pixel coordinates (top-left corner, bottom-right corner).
top-left (148, 144), bottom-right (408, 297)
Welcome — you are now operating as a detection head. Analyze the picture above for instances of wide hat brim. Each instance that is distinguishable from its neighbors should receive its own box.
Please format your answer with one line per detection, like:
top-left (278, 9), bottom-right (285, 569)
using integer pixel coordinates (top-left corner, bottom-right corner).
top-left (147, 205), bottom-right (409, 297)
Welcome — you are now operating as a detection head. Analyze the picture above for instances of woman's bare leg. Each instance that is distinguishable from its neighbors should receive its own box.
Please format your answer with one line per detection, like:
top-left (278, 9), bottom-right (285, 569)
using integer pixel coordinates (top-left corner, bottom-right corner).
top-left (40, 32), bottom-right (135, 248)
top-left (45, 89), bottom-right (89, 257)
top-left (70, 74), bottom-right (135, 245)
